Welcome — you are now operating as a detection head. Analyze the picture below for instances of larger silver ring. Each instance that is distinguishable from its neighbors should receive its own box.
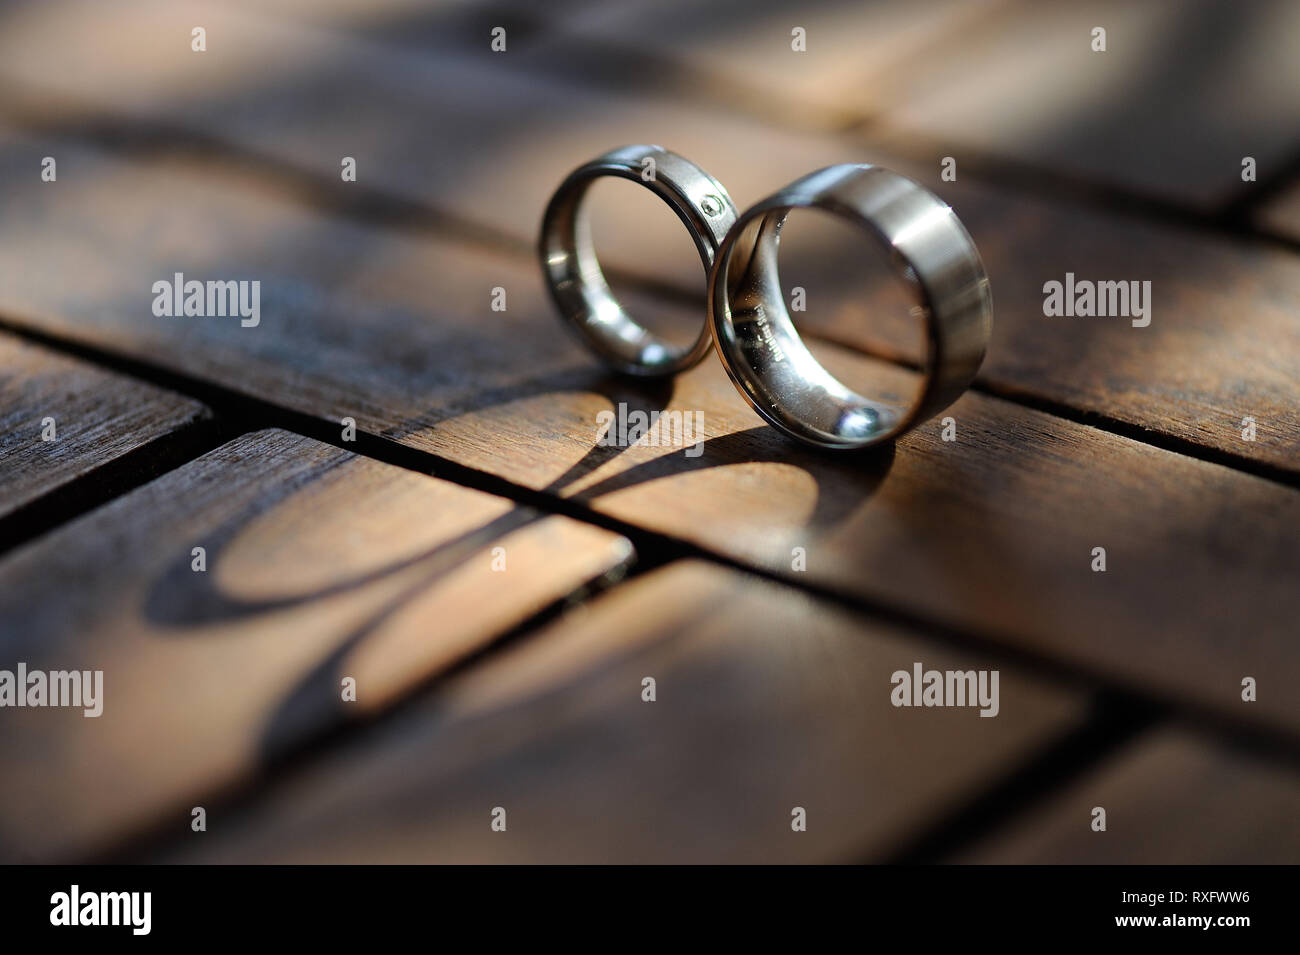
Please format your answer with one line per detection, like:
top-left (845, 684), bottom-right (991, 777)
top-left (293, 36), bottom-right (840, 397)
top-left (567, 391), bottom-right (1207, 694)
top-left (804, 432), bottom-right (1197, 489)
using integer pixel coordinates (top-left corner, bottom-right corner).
top-left (708, 164), bottom-right (992, 449)
top-left (540, 145), bottom-right (737, 377)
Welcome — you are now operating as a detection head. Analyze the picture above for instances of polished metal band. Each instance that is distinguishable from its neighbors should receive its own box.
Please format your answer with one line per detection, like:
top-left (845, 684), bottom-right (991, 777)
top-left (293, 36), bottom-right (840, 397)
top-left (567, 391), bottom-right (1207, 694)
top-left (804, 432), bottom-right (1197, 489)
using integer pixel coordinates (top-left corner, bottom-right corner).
top-left (540, 145), bottom-right (738, 376)
top-left (708, 164), bottom-right (992, 449)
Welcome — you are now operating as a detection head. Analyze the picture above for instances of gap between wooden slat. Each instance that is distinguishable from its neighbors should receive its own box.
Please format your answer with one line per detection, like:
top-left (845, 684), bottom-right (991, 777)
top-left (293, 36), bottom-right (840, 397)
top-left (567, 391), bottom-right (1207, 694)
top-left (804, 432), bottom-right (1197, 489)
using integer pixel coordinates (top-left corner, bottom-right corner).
top-left (2, 130), bottom-right (1297, 495)
top-left (0, 414), bottom-right (233, 557)
top-left (2, 307), bottom-right (1297, 769)
top-left (804, 326), bottom-right (1300, 492)
top-left (0, 8), bottom-right (1291, 862)
top-left (3, 96), bottom-right (1297, 490)
top-left (80, 521), bottom-right (636, 864)
top-left (877, 691), bottom-right (1162, 864)
top-left (498, 0), bottom-right (1300, 234)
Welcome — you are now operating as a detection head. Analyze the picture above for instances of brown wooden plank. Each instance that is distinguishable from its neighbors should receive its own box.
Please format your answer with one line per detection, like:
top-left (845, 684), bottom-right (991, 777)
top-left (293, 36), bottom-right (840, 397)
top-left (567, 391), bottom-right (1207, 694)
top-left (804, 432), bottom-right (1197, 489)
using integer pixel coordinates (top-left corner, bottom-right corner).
top-left (150, 560), bottom-right (1086, 863)
top-left (0, 0), bottom-right (860, 247)
top-left (862, 0), bottom-right (1300, 211)
top-left (0, 330), bottom-right (208, 522)
top-left (452, 0), bottom-right (1298, 210)
top-left (0, 131), bottom-right (1296, 739)
top-left (771, 155), bottom-right (1300, 476)
top-left (1258, 179), bottom-right (1300, 244)
top-left (220, 0), bottom-right (593, 51)
top-left (3, 6), bottom-right (1297, 476)
top-left (952, 726), bottom-right (1300, 863)
top-left (0, 428), bottom-right (632, 862)
top-left (519, 0), bottom-right (1002, 128)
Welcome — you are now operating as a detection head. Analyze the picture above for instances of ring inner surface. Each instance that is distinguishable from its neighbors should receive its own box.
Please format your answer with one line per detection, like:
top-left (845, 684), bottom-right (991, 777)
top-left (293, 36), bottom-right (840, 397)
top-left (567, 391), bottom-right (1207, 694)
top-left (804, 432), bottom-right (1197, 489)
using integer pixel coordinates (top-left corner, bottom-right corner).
top-left (564, 176), bottom-right (700, 373)
top-left (722, 209), bottom-right (910, 444)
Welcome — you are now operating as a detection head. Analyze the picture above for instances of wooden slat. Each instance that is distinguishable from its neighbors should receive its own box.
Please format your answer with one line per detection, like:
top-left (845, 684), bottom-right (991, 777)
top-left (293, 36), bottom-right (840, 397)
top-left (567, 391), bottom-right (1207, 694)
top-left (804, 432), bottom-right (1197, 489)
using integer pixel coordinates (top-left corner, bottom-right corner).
top-left (462, 0), bottom-right (1299, 210)
top-left (0, 131), bottom-right (1297, 739)
top-left (220, 0), bottom-right (593, 47)
top-left (520, 0), bottom-right (1002, 127)
top-left (237, 0), bottom-right (986, 127)
top-left (952, 726), bottom-right (1300, 863)
top-left (151, 560), bottom-right (1086, 863)
top-left (1258, 179), bottom-right (1300, 244)
top-left (771, 157), bottom-right (1300, 475)
top-left (0, 0), bottom-right (862, 247)
top-left (0, 428), bottom-right (632, 862)
top-left (0, 330), bottom-right (208, 522)
top-left (3, 6), bottom-right (1298, 475)
top-left (863, 0), bottom-right (1300, 211)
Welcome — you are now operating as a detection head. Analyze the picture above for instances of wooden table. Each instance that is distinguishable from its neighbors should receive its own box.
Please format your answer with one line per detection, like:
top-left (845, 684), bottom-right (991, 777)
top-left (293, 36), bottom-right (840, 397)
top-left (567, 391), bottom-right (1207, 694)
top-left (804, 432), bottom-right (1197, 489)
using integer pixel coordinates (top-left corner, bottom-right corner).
top-left (0, 0), bottom-right (1296, 864)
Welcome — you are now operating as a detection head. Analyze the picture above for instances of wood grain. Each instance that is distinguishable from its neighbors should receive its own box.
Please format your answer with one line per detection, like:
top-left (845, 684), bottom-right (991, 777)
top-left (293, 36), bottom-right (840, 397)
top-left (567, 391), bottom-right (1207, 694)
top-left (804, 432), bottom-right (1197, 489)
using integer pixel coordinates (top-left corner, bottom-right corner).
top-left (0, 330), bottom-right (208, 522)
top-left (0, 0), bottom-right (868, 247)
top-left (238, 0), bottom-right (993, 131)
top-left (515, 0), bottom-right (1003, 130)
top-left (773, 157), bottom-right (1300, 475)
top-left (520, 0), bottom-right (1300, 212)
top-left (952, 726), bottom-right (1300, 863)
top-left (153, 560), bottom-right (1086, 863)
top-left (222, 0), bottom-right (594, 56)
top-left (1258, 179), bottom-right (1300, 244)
top-left (860, 0), bottom-right (1300, 211)
top-left (0, 0), bottom-right (1293, 866)
top-left (0, 428), bottom-right (632, 862)
top-left (0, 131), bottom-right (1296, 739)
top-left (2, 1), bottom-right (1297, 474)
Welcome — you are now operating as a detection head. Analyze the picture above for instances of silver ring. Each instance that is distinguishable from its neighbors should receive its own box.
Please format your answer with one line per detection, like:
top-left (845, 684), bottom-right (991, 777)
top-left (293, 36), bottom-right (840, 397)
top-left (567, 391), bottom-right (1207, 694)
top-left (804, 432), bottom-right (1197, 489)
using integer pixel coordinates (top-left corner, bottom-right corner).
top-left (540, 145), bottom-right (737, 377)
top-left (708, 164), bottom-right (992, 449)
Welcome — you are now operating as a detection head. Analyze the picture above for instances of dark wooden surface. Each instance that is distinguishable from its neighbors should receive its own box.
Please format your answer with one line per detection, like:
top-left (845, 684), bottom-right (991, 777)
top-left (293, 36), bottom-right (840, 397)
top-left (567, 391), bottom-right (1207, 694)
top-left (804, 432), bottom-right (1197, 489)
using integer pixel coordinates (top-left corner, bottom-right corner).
top-left (1261, 182), bottom-right (1300, 243)
top-left (0, 0), bottom-right (1296, 863)
top-left (952, 726), bottom-right (1300, 864)
top-left (0, 330), bottom-right (207, 521)
top-left (154, 561), bottom-right (1086, 864)
top-left (0, 429), bottom-right (631, 861)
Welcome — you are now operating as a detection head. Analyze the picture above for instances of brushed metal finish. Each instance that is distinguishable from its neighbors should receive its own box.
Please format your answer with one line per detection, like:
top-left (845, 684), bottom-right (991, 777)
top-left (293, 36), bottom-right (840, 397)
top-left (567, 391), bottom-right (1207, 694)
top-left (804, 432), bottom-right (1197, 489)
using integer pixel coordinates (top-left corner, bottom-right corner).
top-left (540, 145), bottom-right (737, 377)
top-left (709, 164), bottom-right (992, 449)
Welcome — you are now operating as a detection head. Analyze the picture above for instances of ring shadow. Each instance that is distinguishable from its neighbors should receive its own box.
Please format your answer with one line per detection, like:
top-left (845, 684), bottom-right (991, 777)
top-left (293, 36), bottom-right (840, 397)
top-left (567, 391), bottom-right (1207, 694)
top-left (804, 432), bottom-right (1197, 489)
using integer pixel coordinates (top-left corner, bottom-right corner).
top-left (140, 369), bottom-right (894, 768)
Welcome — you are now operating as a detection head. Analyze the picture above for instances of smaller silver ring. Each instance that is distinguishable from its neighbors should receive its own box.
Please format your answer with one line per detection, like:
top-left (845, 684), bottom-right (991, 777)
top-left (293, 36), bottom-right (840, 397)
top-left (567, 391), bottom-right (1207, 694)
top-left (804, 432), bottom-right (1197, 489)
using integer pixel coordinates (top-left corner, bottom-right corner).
top-left (708, 164), bottom-right (992, 449)
top-left (540, 145), bottom-right (737, 377)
